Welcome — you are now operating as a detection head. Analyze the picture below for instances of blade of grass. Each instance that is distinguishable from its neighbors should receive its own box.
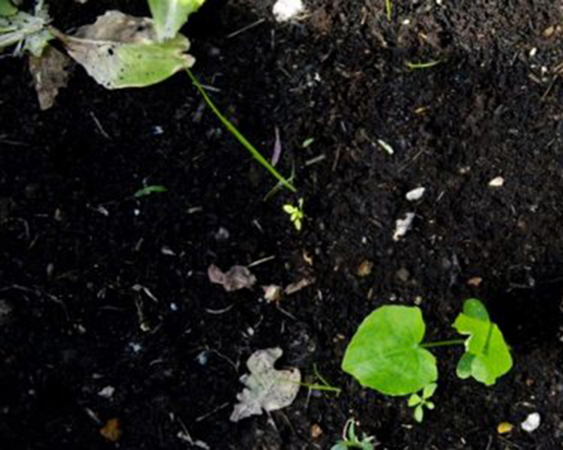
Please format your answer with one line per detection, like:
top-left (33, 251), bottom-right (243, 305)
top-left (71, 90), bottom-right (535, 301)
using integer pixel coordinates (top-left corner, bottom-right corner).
top-left (186, 68), bottom-right (296, 193)
top-left (385, 0), bottom-right (392, 21)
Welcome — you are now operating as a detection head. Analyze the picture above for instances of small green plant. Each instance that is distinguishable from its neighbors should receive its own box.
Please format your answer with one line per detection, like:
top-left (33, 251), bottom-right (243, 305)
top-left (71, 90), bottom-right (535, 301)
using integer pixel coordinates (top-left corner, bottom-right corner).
top-left (342, 299), bottom-right (512, 421)
top-left (407, 383), bottom-right (436, 423)
top-left (283, 198), bottom-right (304, 231)
top-left (331, 419), bottom-right (376, 450)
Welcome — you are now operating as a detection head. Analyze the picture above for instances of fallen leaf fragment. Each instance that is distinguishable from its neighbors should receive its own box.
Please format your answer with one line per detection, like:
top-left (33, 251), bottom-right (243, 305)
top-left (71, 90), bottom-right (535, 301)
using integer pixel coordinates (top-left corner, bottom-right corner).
top-left (393, 212), bottom-right (415, 241)
top-left (284, 277), bottom-right (315, 295)
top-left (262, 285), bottom-right (283, 303)
top-left (357, 260), bottom-right (373, 277)
top-left (311, 423), bottom-right (323, 439)
top-left (208, 264), bottom-right (256, 292)
top-left (497, 422), bottom-right (514, 434)
top-left (230, 348), bottom-right (301, 422)
top-left (29, 45), bottom-right (72, 110)
top-left (100, 418), bottom-right (121, 442)
top-left (488, 176), bottom-right (504, 187)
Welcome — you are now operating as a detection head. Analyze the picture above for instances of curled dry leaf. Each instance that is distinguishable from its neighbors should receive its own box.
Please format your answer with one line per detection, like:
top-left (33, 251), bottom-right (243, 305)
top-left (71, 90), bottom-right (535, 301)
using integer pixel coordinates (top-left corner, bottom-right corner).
top-left (100, 418), bottom-right (122, 442)
top-left (284, 276), bottom-right (315, 295)
top-left (230, 347), bottom-right (301, 422)
top-left (28, 45), bottom-right (72, 110)
top-left (53, 10), bottom-right (194, 89)
top-left (208, 264), bottom-right (256, 292)
top-left (262, 285), bottom-right (283, 303)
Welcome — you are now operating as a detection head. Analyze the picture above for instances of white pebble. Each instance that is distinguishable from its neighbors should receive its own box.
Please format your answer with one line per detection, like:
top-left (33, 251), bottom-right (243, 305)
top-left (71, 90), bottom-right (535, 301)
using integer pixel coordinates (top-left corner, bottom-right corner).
top-left (521, 412), bottom-right (541, 432)
top-left (98, 386), bottom-right (115, 399)
top-left (393, 212), bottom-right (415, 241)
top-left (273, 0), bottom-right (304, 22)
top-left (406, 187), bottom-right (426, 201)
top-left (488, 176), bottom-right (505, 187)
top-left (529, 47), bottom-right (538, 57)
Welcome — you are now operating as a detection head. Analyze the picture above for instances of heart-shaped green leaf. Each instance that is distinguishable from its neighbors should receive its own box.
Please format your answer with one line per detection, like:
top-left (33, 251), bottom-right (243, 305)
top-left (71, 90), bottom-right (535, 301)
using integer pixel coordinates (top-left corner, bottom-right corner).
top-left (453, 299), bottom-right (512, 386)
top-left (342, 305), bottom-right (438, 396)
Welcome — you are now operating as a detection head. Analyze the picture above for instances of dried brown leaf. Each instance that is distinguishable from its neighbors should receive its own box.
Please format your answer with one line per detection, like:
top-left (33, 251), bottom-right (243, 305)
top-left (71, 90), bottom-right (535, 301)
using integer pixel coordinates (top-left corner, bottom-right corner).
top-left (230, 348), bottom-right (300, 422)
top-left (208, 264), bottom-right (257, 292)
top-left (28, 45), bottom-right (72, 110)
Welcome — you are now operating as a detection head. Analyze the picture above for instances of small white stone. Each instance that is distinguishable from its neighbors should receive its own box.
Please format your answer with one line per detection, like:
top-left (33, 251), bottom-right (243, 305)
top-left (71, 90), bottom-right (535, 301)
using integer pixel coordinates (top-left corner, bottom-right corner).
top-left (406, 187), bottom-right (426, 201)
top-left (488, 176), bottom-right (505, 187)
top-left (393, 212), bottom-right (415, 241)
top-left (98, 386), bottom-right (115, 399)
top-left (273, 0), bottom-right (304, 22)
top-left (521, 412), bottom-right (541, 432)
top-left (529, 47), bottom-right (538, 57)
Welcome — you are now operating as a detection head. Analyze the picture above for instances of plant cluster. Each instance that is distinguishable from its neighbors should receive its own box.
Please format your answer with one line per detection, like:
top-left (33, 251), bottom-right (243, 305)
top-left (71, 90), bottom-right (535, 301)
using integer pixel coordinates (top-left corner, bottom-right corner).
top-left (342, 299), bottom-right (513, 421)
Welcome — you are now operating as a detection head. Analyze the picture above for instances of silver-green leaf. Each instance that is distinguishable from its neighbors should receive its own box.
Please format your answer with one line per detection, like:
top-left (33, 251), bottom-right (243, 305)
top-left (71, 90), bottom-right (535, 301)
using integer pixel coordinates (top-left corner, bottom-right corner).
top-left (54, 11), bottom-right (194, 89)
top-left (148, 0), bottom-right (206, 42)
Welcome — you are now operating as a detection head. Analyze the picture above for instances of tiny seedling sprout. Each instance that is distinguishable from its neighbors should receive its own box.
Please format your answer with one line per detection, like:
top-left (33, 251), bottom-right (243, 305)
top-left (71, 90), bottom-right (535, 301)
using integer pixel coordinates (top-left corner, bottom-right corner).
top-left (283, 198), bottom-right (304, 231)
top-left (331, 419), bottom-right (376, 450)
top-left (407, 383), bottom-right (437, 423)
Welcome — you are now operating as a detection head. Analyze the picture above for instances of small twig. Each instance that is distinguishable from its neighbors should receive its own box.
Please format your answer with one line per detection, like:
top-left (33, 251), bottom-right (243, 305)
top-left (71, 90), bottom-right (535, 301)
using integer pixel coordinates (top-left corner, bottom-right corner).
top-left (195, 402), bottom-right (229, 422)
top-left (305, 154), bottom-right (327, 166)
top-left (226, 18), bottom-right (266, 39)
top-left (204, 304), bottom-right (234, 315)
top-left (248, 255), bottom-right (276, 268)
top-left (89, 112), bottom-right (111, 139)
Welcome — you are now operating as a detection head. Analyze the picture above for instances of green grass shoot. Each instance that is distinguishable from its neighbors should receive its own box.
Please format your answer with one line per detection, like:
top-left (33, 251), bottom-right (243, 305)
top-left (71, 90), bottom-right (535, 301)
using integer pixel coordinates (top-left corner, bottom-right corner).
top-left (186, 69), bottom-right (296, 193)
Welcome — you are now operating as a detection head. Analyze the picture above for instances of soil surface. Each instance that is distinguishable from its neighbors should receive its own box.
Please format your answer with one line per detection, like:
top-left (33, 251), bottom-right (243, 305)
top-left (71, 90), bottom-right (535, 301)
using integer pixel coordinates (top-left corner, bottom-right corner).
top-left (2, 0), bottom-right (563, 449)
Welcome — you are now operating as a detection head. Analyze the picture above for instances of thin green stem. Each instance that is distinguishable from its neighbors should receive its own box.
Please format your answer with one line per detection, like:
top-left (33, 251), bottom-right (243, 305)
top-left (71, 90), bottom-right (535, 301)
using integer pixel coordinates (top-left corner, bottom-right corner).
top-left (186, 69), bottom-right (296, 193)
top-left (299, 382), bottom-right (342, 393)
top-left (421, 339), bottom-right (465, 349)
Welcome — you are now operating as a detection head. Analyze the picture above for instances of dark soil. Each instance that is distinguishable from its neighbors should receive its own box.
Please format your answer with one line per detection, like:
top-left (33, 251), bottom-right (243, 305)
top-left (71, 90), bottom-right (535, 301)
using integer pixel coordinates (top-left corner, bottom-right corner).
top-left (2, 0), bottom-right (563, 448)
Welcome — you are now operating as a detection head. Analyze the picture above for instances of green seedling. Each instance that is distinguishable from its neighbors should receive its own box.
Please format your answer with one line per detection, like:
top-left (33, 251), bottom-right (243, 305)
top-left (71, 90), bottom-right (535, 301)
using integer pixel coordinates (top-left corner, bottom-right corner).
top-left (134, 185), bottom-right (168, 198)
top-left (407, 60), bottom-right (441, 70)
top-left (283, 198), bottom-right (304, 231)
top-left (342, 299), bottom-right (512, 421)
top-left (408, 383), bottom-right (436, 422)
top-left (331, 419), bottom-right (376, 450)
